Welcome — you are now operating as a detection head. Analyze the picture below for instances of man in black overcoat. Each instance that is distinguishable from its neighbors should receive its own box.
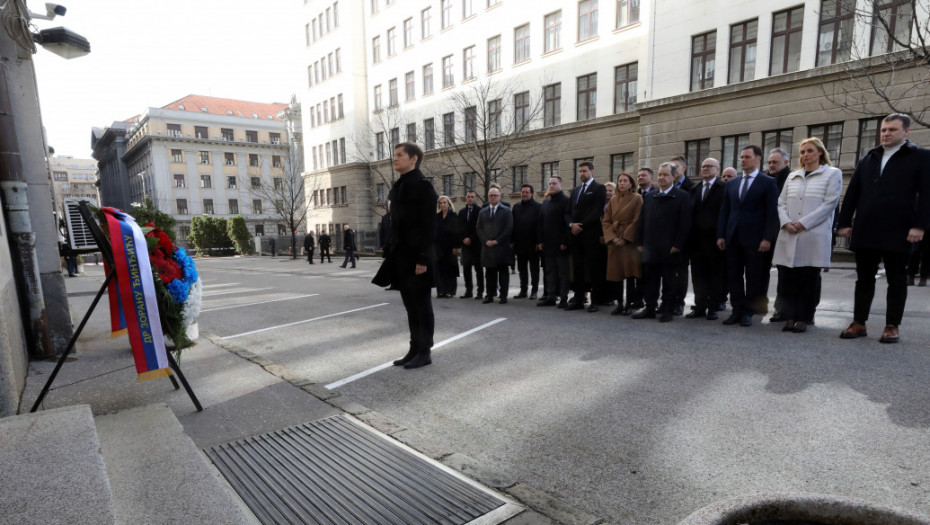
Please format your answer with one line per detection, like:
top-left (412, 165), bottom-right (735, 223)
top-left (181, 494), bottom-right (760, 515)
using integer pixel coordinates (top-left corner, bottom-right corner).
top-left (837, 113), bottom-right (930, 344)
top-left (537, 176), bottom-right (571, 307)
top-left (686, 157), bottom-right (726, 320)
top-left (511, 184), bottom-right (542, 299)
top-left (477, 187), bottom-right (513, 304)
top-left (458, 190), bottom-right (484, 299)
top-left (319, 232), bottom-right (332, 263)
top-left (303, 232), bottom-right (315, 264)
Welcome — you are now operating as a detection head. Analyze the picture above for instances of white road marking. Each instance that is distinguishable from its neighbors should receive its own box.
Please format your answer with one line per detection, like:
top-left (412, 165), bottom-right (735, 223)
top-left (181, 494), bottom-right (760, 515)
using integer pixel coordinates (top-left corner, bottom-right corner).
top-left (200, 294), bottom-right (319, 313)
top-left (219, 303), bottom-right (390, 339)
top-left (325, 317), bottom-right (507, 390)
top-left (203, 288), bottom-right (272, 297)
top-left (202, 282), bottom-right (239, 289)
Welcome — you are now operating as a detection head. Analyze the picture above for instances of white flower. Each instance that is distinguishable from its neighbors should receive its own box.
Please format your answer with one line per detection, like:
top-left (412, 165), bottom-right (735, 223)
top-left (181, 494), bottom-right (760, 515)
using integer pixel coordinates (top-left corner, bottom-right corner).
top-left (182, 278), bottom-right (202, 328)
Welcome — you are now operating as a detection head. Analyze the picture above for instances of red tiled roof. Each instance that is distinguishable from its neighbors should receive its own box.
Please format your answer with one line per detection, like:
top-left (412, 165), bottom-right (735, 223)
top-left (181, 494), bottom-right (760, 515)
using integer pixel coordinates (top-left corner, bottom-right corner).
top-left (160, 94), bottom-right (289, 120)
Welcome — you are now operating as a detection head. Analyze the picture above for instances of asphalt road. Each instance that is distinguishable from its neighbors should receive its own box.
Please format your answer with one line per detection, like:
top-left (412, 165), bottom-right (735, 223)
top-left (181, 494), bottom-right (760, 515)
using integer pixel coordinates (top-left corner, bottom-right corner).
top-left (193, 255), bottom-right (930, 524)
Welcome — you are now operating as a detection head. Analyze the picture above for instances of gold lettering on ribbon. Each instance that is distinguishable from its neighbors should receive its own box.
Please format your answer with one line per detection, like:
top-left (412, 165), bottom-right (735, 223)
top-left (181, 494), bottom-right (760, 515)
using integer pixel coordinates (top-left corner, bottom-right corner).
top-left (124, 234), bottom-right (153, 344)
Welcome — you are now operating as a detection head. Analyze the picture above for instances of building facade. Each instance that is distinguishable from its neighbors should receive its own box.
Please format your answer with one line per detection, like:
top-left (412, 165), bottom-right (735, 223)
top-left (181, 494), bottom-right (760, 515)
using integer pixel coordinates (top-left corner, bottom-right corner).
top-left (48, 156), bottom-right (98, 219)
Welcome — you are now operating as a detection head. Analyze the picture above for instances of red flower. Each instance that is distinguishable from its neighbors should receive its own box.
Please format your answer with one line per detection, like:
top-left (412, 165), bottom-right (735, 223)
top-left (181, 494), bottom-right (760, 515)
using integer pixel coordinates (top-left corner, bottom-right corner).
top-left (149, 248), bottom-right (182, 283)
top-left (144, 224), bottom-right (176, 257)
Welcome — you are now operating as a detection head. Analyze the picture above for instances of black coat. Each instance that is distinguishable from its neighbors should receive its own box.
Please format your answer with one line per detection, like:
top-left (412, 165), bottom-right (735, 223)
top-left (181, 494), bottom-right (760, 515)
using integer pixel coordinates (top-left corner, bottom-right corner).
top-left (304, 234), bottom-right (315, 250)
top-left (459, 203), bottom-right (482, 252)
top-left (678, 176), bottom-right (696, 192)
top-left (343, 229), bottom-right (357, 251)
top-left (477, 205), bottom-right (513, 267)
top-left (538, 191), bottom-right (570, 257)
top-left (378, 212), bottom-right (391, 249)
top-left (688, 178), bottom-right (726, 257)
top-left (771, 166), bottom-right (791, 192)
top-left (717, 171), bottom-right (780, 246)
top-left (435, 210), bottom-right (461, 277)
top-left (838, 140), bottom-right (930, 254)
top-left (383, 168), bottom-right (438, 288)
top-left (636, 188), bottom-right (692, 264)
top-left (511, 198), bottom-right (541, 253)
top-left (319, 234), bottom-right (331, 249)
top-left (569, 179), bottom-right (606, 242)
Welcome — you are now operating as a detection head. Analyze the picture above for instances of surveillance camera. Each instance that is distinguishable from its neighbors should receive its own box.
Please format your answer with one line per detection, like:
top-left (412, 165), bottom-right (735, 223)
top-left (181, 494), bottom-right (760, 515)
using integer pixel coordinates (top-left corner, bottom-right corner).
top-left (47, 3), bottom-right (67, 17)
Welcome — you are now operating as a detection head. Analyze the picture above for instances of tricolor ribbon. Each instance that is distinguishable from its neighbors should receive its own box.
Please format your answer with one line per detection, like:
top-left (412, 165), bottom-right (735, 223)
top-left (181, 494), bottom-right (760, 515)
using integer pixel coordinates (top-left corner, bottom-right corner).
top-left (102, 207), bottom-right (171, 381)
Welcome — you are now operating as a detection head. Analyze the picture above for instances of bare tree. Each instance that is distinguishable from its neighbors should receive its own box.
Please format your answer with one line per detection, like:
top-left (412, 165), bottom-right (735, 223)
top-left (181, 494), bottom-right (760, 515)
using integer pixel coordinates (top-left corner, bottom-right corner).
top-left (348, 105), bottom-right (417, 214)
top-left (823, 0), bottom-right (930, 127)
top-left (246, 141), bottom-right (306, 259)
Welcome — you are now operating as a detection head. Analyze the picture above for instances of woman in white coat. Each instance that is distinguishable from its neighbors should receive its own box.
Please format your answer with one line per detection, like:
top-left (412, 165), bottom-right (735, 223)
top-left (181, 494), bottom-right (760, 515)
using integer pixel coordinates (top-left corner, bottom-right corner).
top-left (772, 137), bottom-right (843, 333)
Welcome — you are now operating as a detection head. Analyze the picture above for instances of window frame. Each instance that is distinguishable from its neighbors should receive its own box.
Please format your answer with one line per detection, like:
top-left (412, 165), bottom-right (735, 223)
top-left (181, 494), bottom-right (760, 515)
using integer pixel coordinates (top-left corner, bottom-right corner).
top-left (769, 5), bottom-right (804, 75)
top-left (576, 73), bottom-right (597, 121)
top-left (613, 62), bottom-right (637, 113)
top-left (690, 30), bottom-right (716, 92)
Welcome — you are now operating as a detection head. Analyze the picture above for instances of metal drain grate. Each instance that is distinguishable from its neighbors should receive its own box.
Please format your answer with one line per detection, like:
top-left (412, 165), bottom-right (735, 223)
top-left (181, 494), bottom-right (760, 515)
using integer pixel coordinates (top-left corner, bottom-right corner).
top-left (204, 414), bottom-right (522, 525)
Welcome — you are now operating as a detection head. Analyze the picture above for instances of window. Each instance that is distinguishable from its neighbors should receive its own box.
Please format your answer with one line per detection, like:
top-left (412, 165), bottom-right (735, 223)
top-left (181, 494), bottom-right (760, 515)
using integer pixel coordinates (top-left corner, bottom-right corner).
top-left (227, 176), bottom-right (237, 189)
top-left (377, 183), bottom-right (387, 204)
top-left (372, 35), bottom-right (381, 63)
top-left (463, 0), bottom-right (475, 18)
top-left (308, 65), bottom-right (314, 87)
top-left (762, 129), bottom-right (793, 154)
top-left (545, 10), bottom-right (562, 53)
top-left (729, 19), bottom-right (757, 84)
top-left (245, 154), bottom-right (257, 168)
top-left (442, 55), bottom-right (454, 87)
top-left (340, 138), bottom-right (346, 164)
top-left (857, 117), bottom-right (883, 161)
top-left (203, 199), bottom-right (214, 215)
top-left (174, 174), bottom-right (186, 188)
top-left (171, 149), bottom-right (183, 163)
top-left (610, 153), bottom-right (634, 182)
top-left (463, 46), bottom-right (476, 80)
top-left (614, 62), bottom-right (637, 113)
top-left (341, 187), bottom-right (347, 204)
top-left (251, 176), bottom-right (261, 189)
top-left (463, 172), bottom-right (477, 195)
top-left (809, 122), bottom-right (844, 163)
top-left (487, 35), bottom-right (502, 73)
top-left (387, 27), bottom-right (397, 56)
top-left (488, 0), bottom-right (501, 6)
top-left (390, 127), bottom-right (400, 148)
top-left (229, 199), bottom-right (239, 215)
top-left (441, 0), bottom-right (452, 29)
top-left (324, 100), bottom-right (331, 123)
top-left (465, 106), bottom-right (478, 142)
top-left (273, 177), bottom-right (283, 190)
top-left (685, 139), bottom-right (710, 176)
top-left (246, 130), bottom-right (257, 143)
top-left (722, 134), bottom-right (750, 170)
top-left (576, 73), bottom-right (597, 121)
top-left (405, 71), bottom-right (416, 101)
top-left (176, 199), bottom-right (188, 215)
top-left (199, 151), bottom-right (210, 164)
top-left (321, 56), bottom-right (328, 80)
top-left (514, 91), bottom-right (530, 131)
top-left (422, 7), bottom-right (432, 39)
top-left (817, 0), bottom-right (855, 66)
top-left (544, 83), bottom-right (561, 127)
top-left (870, 0), bottom-right (913, 55)
top-left (308, 21), bottom-right (315, 45)
top-left (376, 132), bottom-right (386, 160)
top-left (541, 161), bottom-right (559, 188)
top-left (272, 155), bottom-right (283, 168)
top-left (389, 78), bottom-right (398, 106)
top-left (270, 133), bottom-right (281, 145)
top-left (443, 174), bottom-right (455, 195)
top-left (200, 174), bottom-right (212, 188)
top-left (179, 225), bottom-right (190, 239)
top-left (253, 199), bottom-right (263, 214)
top-left (335, 48), bottom-right (342, 72)
top-left (337, 94), bottom-right (344, 118)
top-left (167, 123), bottom-right (181, 137)
top-left (512, 165), bottom-right (528, 192)
top-left (333, 1), bottom-right (339, 27)
top-left (195, 126), bottom-right (208, 139)
top-left (423, 63), bottom-right (434, 94)
top-left (443, 112), bottom-right (455, 146)
top-left (406, 123), bottom-right (417, 142)
top-left (770, 6), bottom-right (804, 75)
top-left (616, 0), bottom-right (639, 28)
top-left (404, 17), bottom-right (414, 47)
top-left (371, 0), bottom-right (378, 14)
top-left (374, 84), bottom-right (383, 111)
top-left (690, 31), bottom-right (716, 91)
top-left (424, 118), bottom-right (436, 149)
top-left (515, 24), bottom-right (530, 63)
top-left (52, 170), bottom-right (67, 180)
top-left (488, 99), bottom-right (502, 137)
top-left (489, 168), bottom-right (501, 185)
top-left (224, 152), bottom-right (236, 165)
top-left (221, 128), bottom-right (234, 141)
top-left (578, 0), bottom-right (598, 42)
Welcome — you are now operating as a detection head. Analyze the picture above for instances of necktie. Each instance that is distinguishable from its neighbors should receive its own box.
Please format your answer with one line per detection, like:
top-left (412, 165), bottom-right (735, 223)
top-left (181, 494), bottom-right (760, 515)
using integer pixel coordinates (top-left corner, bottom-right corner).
top-left (577, 182), bottom-right (586, 203)
top-left (490, 206), bottom-right (495, 218)
top-left (738, 175), bottom-right (749, 200)
top-left (467, 206), bottom-right (471, 221)
top-left (702, 182), bottom-right (709, 201)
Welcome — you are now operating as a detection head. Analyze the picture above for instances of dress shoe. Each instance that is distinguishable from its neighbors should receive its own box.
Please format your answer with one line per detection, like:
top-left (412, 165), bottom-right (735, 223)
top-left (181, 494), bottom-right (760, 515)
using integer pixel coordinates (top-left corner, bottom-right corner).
top-left (565, 302), bottom-right (585, 311)
top-left (475, 294), bottom-right (484, 300)
top-left (620, 306), bottom-right (632, 316)
top-left (673, 305), bottom-right (684, 316)
top-left (339, 265), bottom-right (346, 268)
top-left (782, 320), bottom-right (797, 332)
top-left (705, 310), bottom-right (718, 320)
top-left (482, 297), bottom-right (494, 304)
top-left (722, 314), bottom-right (740, 325)
top-left (537, 298), bottom-right (556, 307)
top-left (586, 304), bottom-right (599, 313)
top-left (610, 305), bottom-right (625, 315)
top-left (631, 308), bottom-right (656, 319)
top-left (499, 297), bottom-right (508, 304)
top-left (529, 292), bottom-right (537, 300)
top-left (658, 312), bottom-right (673, 322)
top-left (792, 321), bottom-right (807, 333)
top-left (879, 324), bottom-right (900, 344)
top-left (514, 292), bottom-right (528, 299)
top-left (557, 298), bottom-right (568, 309)
top-left (685, 310), bottom-right (705, 319)
top-left (839, 321), bottom-right (867, 339)
top-left (403, 353), bottom-right (432, 369)
top-left (739, 314), bottom-right (753, 327)
top-left (393, 348), bottom-right (417, 366)
top-left (460, 292), bottom-right (473, 299)
top-left (769, 312), bottom-right (786, 323)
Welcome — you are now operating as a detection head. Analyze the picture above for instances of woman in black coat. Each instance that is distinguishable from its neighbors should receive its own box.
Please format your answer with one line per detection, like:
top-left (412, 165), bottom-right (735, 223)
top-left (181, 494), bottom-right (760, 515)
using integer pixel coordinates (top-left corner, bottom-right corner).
top-left (435, 195), bottom-right (461, 298)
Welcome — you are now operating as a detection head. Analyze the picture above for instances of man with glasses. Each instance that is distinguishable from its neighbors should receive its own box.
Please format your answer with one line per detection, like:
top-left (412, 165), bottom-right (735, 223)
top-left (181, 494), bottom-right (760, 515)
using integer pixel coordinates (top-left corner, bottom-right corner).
top-left (477, 187), bottom-right (513, 304)
top-left (686, 158), bottom-right (726, 320)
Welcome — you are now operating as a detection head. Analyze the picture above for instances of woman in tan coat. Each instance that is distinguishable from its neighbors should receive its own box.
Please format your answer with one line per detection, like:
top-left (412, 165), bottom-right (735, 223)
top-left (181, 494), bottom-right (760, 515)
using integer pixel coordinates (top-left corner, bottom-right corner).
top-left (602, 172), bottom-right (644, 315)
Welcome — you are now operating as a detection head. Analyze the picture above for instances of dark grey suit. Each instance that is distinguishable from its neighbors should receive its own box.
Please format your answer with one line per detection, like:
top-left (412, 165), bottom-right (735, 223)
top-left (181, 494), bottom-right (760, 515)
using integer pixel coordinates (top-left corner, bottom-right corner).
top-left (477, 204), bottom-right (513, 299)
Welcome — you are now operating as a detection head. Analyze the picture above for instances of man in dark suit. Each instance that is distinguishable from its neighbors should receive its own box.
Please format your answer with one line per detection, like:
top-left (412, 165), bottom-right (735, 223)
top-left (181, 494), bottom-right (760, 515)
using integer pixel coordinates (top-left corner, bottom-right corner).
top-left (566, 161), bottom-right (607, 312)
top-left (319, 232), bottom-right (332, 263)
top-left (632, 162), bottom-right (692, 322)
top-left (459, 190), bottom-right (484, 299)
top-left (716, 144), bottom-right (779, 327)
top-left (303, 232), bottom-right (315, 264)
top-left (477, 187), bottom-right (513, 304)
top-left (511, 184), bottom-right (542, 299)
top-left (537, 176), bottom-right (571, 307)
top-left (669, 155), bottom-right (695, 315)
top-left (686, 157), bottom-right (726, 320)
top-left (381, 142), bottom-right (438, 369)
top-left (766, 147), bottom-right (793, 323)
top-left (637, 168), bottom-right (656, 195)
top-left (837, 113), bottom-right (930, 344)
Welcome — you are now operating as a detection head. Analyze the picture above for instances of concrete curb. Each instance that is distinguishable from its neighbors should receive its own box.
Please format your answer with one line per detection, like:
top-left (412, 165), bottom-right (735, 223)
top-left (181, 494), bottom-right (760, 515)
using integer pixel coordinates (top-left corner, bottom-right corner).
top-left (205, 330), bottom-right (604, 525)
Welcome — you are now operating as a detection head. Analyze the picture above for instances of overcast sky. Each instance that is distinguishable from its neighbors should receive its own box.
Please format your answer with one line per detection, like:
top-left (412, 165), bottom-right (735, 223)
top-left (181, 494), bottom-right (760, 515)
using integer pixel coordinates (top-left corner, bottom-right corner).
top-left (32, 0), bottom-right (304, 158)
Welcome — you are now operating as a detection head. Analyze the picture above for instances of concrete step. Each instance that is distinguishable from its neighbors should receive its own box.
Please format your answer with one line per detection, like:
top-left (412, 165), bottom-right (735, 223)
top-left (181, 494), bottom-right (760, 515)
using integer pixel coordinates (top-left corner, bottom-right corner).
top-left (0, 405), bottom-right (117, 525)
top-left (94, 403), bottom-right (257, 524)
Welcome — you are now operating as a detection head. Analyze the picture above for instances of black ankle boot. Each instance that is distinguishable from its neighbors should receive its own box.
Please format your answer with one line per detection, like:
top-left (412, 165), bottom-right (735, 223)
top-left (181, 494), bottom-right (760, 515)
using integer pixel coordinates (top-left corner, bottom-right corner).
top-left (393, 348), bottom-right (417, 366)
top-left (403, 352), bottom-right (432, 369)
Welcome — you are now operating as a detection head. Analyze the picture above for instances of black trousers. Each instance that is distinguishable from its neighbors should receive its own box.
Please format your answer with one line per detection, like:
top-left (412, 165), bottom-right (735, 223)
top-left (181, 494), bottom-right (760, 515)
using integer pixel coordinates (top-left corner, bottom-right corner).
top-left (320, 248), bottom-right (331, 262)
top-left (759, 244), bottom-right (776, 314)
top-left (306, 248), bottom-right (314, 263)
top-left (608, 278), bottom-right (642, 308)
top-left (690, 253), bottom-right (726, 312)
top-left (342, 249), bottom-right (356, 267)
top-left (543, 252), bottom-right (570, 301)
top-left (778, 265), bottom-right (821, 323)
top-left (643, 259), bottom-right (679, 312)
top-left (726, 237), bottom-right (767, 316)
top-left (461, 245), bottom-right (484, 296)
top-left (854, 249), bottom-right (909, 326)
top-left (515, 249), bottom-right (540, 294)
top-left (908, 241), bottom-right (930, 278)
top-left (399, 283), bottom-right (434, 355)
top-left (571, 237), bottom-right (606, 303)
top-left (674, 259), bottom-right (689, 307)
top-left (484, 264), bottom-right (510, 298)
top-left (437, 272), bottom-right (457, 297)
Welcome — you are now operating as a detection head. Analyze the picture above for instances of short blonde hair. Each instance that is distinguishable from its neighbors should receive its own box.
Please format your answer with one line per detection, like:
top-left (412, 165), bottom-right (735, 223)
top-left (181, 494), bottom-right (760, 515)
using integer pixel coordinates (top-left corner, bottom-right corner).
top-left (437, 195), bottom-right (456, 212)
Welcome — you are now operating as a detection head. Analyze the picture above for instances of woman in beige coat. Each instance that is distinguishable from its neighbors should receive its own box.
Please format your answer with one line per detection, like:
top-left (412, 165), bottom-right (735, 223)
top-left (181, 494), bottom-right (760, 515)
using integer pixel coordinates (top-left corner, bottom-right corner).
top-left (602, 173), bottom-right (644, 315)
top-left (772, 137), bottom-right (843, 333)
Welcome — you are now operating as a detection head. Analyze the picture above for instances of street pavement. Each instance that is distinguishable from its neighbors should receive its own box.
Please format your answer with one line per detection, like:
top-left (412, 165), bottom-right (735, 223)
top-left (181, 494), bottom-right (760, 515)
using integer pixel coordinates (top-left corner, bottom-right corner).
top-left (28, 255), bottom-right (930, 524)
